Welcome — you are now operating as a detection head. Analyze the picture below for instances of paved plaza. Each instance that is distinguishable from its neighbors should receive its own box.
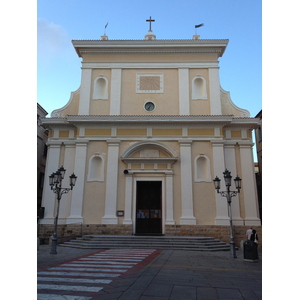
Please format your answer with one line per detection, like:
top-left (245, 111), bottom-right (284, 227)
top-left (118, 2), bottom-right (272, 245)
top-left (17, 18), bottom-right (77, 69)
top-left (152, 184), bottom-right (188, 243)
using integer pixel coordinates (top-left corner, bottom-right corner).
top-left (37, 244), bottom-right (262, 299)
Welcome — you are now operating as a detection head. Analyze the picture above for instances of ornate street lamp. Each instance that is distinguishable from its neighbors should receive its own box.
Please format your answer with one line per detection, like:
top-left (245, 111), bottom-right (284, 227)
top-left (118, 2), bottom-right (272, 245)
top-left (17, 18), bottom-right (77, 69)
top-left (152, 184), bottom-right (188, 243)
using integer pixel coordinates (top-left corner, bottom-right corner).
top-left (49, 166), bottom-right (77, 254)
top-left (213, 169), bottom-right (242, 258)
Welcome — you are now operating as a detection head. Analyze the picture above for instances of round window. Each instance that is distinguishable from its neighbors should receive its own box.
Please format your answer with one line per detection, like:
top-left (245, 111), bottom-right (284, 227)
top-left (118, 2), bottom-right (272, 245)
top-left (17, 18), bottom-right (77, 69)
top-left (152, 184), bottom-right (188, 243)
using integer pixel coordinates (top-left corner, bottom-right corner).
top-left (144, 102), bottom-right (155, 112)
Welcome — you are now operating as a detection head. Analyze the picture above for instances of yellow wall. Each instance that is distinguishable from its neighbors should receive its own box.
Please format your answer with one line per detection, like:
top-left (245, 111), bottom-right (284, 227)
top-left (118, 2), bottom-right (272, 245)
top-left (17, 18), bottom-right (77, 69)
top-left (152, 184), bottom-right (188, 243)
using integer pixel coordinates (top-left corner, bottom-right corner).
top-left (121, 68), bottom-right (179, 115)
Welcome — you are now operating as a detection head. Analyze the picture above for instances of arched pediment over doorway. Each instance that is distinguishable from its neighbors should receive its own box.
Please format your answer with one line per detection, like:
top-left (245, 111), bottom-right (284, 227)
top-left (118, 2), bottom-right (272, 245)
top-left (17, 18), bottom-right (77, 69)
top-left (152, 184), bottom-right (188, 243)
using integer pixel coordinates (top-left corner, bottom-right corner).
top-left (121, 141), bottom-right (178, 166)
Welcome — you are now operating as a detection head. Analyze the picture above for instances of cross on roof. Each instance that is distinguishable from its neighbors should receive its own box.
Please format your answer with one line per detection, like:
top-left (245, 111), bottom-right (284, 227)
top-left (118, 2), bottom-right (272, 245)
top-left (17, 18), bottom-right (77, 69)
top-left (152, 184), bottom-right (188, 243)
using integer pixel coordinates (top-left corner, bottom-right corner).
top-left (146, 16), bottom-right (155, 31)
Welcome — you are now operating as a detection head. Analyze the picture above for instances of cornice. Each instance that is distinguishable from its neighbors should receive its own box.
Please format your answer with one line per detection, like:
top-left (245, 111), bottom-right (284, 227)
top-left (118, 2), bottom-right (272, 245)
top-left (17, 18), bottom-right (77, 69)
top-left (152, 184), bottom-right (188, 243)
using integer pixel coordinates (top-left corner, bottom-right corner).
top-left (81, 61), bottom-right (220, 69)
top-left (72, 39), bottom-right (228, 58)
top-left (66, 115), bottom-right (234, 126)
top-left (41, 115), bottom-right (260, 129)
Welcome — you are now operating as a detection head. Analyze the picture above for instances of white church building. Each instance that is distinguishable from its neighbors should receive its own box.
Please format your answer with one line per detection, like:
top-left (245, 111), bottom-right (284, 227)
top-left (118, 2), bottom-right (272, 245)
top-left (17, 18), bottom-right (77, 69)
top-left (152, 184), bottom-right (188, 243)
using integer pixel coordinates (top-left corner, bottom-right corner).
top-left (40, 25), bottom-right (261, 243)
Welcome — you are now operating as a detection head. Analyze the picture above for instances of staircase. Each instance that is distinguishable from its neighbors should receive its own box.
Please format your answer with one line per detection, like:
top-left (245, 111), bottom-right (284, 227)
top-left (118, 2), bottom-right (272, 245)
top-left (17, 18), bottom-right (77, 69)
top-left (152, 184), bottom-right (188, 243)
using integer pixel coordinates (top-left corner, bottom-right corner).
top-left (60, 235), bottom-right (230, 252)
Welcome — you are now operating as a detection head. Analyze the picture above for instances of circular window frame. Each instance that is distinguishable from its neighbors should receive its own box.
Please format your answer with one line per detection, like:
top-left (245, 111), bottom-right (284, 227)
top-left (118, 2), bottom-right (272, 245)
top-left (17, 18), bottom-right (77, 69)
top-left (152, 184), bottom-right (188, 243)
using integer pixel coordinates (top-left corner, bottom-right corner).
top-left (144, 101), bottom-right (156, 112)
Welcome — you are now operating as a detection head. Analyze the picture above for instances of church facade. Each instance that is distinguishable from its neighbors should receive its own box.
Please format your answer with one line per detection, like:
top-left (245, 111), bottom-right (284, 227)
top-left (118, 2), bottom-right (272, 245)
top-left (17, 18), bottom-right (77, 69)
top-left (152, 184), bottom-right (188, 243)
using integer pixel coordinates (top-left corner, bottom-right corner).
top-left (40, 29), bottom-right (261, 240)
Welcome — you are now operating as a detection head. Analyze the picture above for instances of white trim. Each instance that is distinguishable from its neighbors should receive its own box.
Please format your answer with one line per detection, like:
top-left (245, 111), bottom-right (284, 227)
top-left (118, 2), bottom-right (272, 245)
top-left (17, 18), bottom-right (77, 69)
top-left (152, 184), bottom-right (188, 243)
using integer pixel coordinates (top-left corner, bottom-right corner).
top-left (78, 69), bottom-right (92, 115)
top-left (179, 140), bottom-right (196, 225)
top-left (209, 68), bottom-right (222, 115)
top-left (81, 61), bottom-right (220, 69)
top-left (102, 140), bottom-right (120, 224)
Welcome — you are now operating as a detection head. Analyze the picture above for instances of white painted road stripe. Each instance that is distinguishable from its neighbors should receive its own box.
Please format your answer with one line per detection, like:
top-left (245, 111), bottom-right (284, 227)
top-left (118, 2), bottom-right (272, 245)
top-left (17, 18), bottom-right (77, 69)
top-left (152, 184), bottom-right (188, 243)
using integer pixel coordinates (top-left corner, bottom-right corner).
top-left (37, 294), bottom-right (91, 300)
top-left (93, 254), bottom-right (149, 257)
top-left (37, 276), bottom-right (111, 284)
top-left (37, 271), bottom-right (119, 277)
top-left (61, 263), bottom-right (131, 268)
top-left (77, 259), bottom-right (137, 265)
top-left (50, 267), bottom-right (127, 272)
top-left (79, 257), bottom-right (138, 262)
top-left (84, 258), bottom-right (142, 262)
top-left (37, 284), bottom-right (102, 292)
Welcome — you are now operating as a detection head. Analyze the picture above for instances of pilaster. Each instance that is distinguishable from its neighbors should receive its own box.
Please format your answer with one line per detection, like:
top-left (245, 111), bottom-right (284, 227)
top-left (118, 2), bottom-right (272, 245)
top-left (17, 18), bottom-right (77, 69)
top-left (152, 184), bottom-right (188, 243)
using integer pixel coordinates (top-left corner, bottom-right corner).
top-left (224, 143), bottom-right (243, 225)
top-left (211, 140), bottom-right (229, 225)
top-left (40, 143), bottom-right (61, 224)
top-left (123, 173), bottom-right (133, 225)
top-left (209, 68), bottom-right (222, 115)
top-left (102, 139), bottom-right (120, 224)
top-left (60, 142), bottom-right (75, 221)
top-left (78, 68), bottom-right (92, 115)
top-left (165, 174), bottom-right (175, 225)
top-left (68, 140), bottom-right (88, 223)
top-left (239, 142), bottom-right (261, 225)
top-left (110, 69), bottom-right (122, 115)
top-left (179, 139), bottom-right (196, 225)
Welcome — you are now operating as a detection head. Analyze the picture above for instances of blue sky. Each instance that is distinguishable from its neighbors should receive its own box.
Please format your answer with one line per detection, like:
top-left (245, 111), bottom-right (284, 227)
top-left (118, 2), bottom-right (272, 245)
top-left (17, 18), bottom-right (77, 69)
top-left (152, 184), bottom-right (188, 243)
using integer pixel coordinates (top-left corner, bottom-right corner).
top-left (37, 0), bottom-right (262, 117)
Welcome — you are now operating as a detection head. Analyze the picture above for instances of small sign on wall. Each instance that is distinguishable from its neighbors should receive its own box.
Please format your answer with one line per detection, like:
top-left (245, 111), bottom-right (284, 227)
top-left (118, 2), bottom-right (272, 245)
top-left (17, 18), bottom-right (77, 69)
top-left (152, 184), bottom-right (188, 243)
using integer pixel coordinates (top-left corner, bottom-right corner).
top-left (117, 210), bottom-right (124, 217)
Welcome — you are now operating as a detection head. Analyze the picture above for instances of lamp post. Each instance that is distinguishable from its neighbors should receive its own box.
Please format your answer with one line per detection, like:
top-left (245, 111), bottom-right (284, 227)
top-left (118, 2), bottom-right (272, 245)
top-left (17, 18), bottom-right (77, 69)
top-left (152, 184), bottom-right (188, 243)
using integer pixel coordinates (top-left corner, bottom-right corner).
top-left (213, 169), bottom-right (242, 258)
top-left (49, 166), bottom-right (77, 254)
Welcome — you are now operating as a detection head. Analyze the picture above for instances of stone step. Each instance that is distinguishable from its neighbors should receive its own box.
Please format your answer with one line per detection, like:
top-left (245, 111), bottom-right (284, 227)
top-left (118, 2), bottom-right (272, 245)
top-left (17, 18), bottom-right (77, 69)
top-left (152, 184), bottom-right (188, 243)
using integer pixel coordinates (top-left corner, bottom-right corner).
top-left (60, 235), bottom-right (230, 252)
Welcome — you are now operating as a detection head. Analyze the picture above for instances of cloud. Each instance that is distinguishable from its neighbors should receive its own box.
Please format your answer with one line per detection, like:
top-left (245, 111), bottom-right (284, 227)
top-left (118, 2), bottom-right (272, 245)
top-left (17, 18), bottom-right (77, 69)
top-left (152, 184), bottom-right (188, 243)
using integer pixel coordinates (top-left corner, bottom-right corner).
top-left (38, 18), bottom-right (70, 61)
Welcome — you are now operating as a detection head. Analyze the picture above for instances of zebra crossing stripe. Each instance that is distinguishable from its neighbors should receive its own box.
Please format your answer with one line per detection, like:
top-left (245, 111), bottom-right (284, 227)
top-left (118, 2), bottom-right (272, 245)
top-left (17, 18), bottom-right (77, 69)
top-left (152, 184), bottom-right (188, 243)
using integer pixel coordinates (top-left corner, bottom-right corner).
top-left (77, 259), bottom-right (137, 265)
top-left (37, 284), bottom-right (102, 292)
top-left (49, 267), bottom-right (128, 272)
top-left (37, 271), bottom-right (119, 277)
top-left (61, 263), bottom-right (131, 268)
top-left (37, 249), bottom-right (158, 299)
top-left (37, 276), bottom-right (111, 284)
top-left (79, 257), bottom-right (138, 263)
top-left (37, 294), bottom-right (92, 300)
top-left (83, 258), bottom-right (142, 262)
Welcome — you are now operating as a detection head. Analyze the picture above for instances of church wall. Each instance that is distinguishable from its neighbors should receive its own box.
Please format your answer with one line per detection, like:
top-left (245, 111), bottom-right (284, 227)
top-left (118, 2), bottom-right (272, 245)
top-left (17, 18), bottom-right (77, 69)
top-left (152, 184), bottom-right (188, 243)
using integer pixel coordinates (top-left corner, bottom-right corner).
top-left (189, 68), bottom-right (211, 115)
top-left (82, 141), bottom-right (107, 224)
top-left (120, 68), bottom-right (179, 115)
top-left (53, 90), bottom-right (80, 117)
top-left (191, 141), bottom-right (216, 225)
top-left (89, 69), bottom-right (111, 115)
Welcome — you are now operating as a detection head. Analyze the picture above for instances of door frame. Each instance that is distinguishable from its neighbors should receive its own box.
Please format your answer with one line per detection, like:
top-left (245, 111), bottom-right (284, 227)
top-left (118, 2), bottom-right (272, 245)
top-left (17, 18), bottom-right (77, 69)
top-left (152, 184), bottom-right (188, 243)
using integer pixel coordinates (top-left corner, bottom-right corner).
top-left (133, 177), bottom-right (165, 235)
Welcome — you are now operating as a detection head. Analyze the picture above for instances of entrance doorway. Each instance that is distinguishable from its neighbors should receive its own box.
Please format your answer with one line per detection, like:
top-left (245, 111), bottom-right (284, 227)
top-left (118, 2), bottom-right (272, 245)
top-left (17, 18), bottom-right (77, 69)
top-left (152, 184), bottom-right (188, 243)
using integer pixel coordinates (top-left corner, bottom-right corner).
top-left (136, 181), bottom-right (162, 235)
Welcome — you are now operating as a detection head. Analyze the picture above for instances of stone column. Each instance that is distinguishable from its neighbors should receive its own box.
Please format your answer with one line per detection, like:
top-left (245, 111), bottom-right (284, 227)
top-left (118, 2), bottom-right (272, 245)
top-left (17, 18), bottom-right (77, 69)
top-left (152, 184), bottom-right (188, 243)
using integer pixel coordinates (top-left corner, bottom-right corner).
top-left (239, 142), bottom-right (261, 225)
top-left (110, 69), bottom-right (122, 115)
top-left (179, 140), bottom-right (196, 225)
top-left (102, 139), bottom-right (120, 224)
top-left (165, 173), bottom-right (175, 225)
top-left (40, 142), bottom-right (61, 224)
top-left (68, 140), bottom-right (88, 223)
top-left (123, 173), bottom-right (133, 225)
top-left (78, 68), bottom-right (92, 115)
top-left (211, 140), bottom-right (229, 225)
top-left (178, 68), bottom-right (190, 115)
top-left (224, 143), bottom-right (243, 225)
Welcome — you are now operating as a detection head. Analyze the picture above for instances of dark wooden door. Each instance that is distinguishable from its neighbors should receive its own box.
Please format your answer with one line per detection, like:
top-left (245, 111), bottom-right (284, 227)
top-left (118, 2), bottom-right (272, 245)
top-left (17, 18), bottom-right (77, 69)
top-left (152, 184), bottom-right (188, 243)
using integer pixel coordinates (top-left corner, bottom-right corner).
top-left (136, 181), bottom-right (162, 235)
